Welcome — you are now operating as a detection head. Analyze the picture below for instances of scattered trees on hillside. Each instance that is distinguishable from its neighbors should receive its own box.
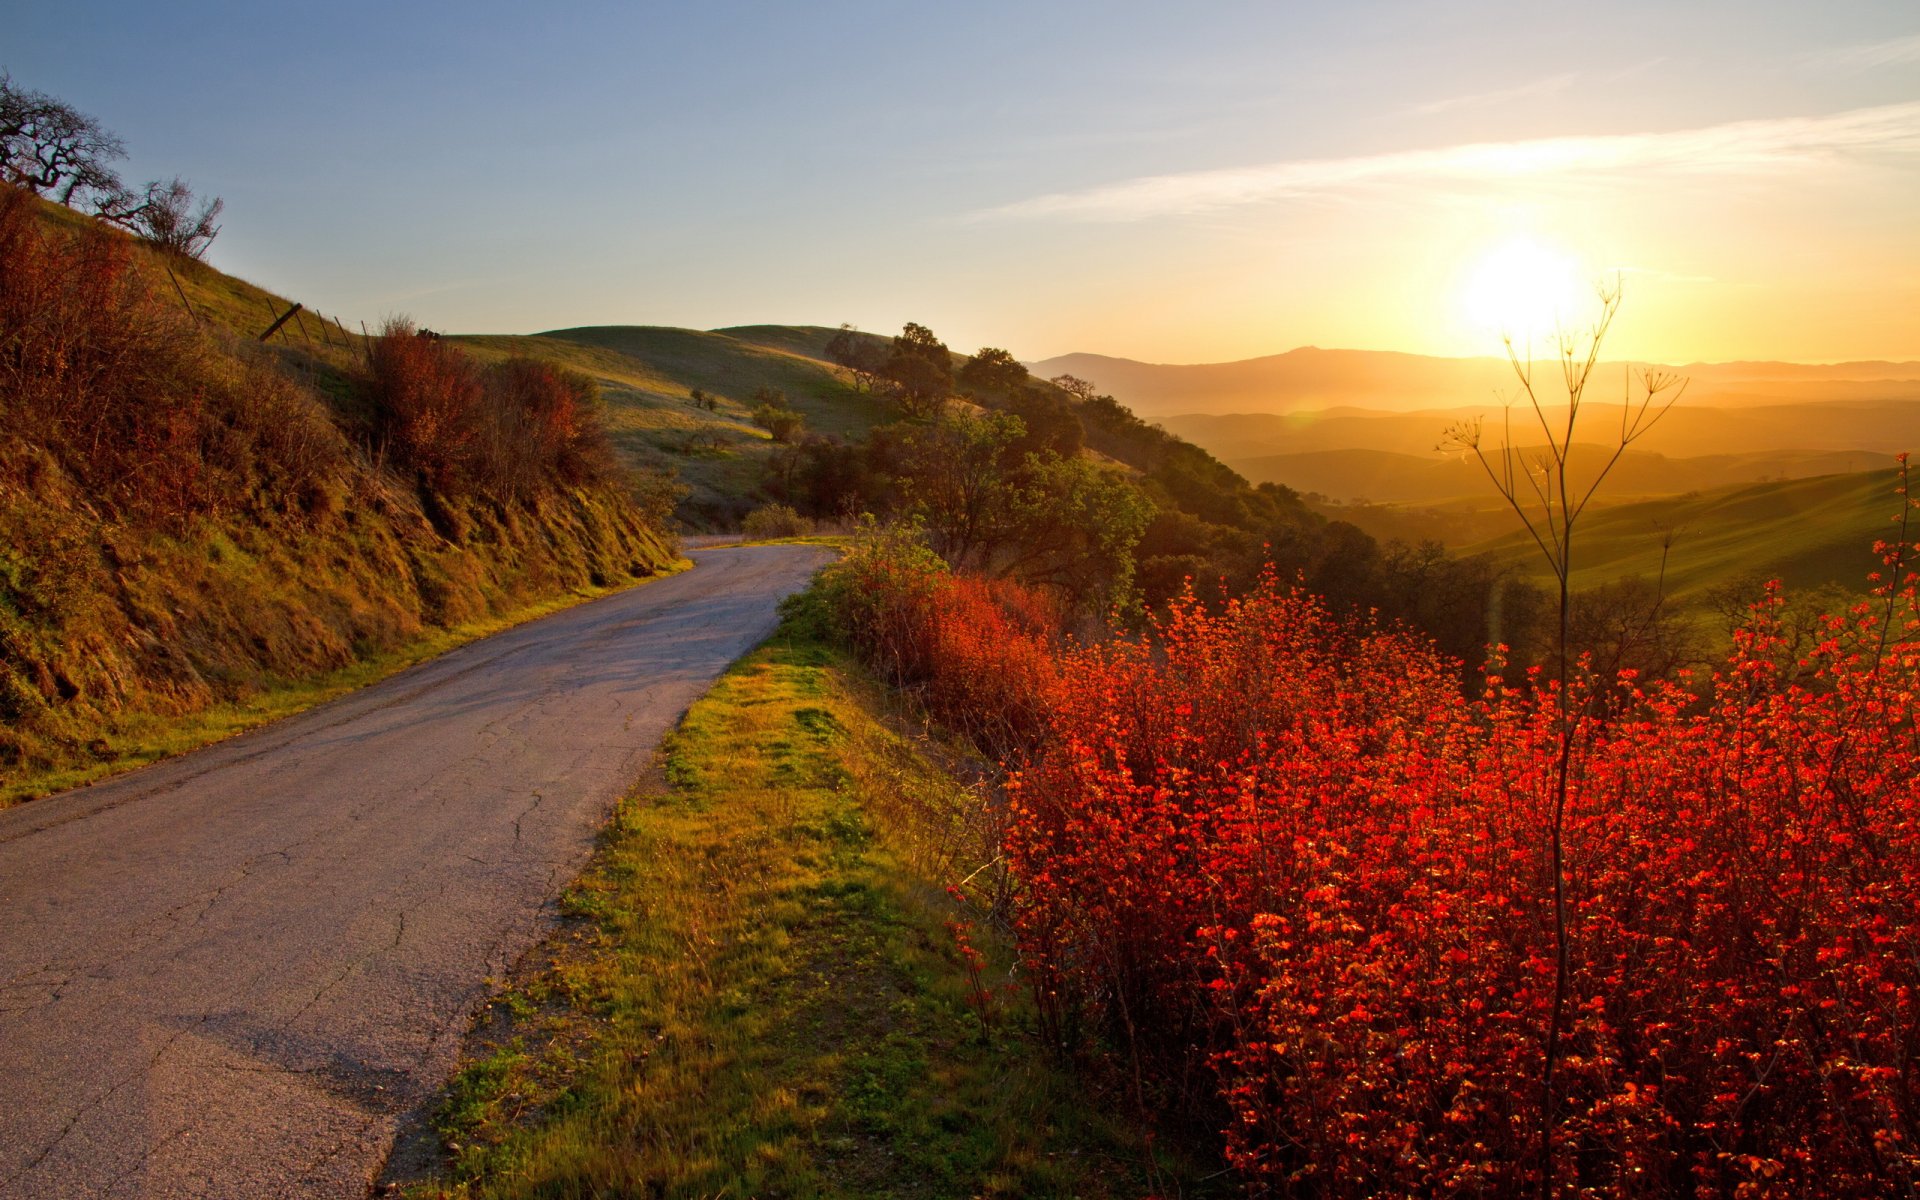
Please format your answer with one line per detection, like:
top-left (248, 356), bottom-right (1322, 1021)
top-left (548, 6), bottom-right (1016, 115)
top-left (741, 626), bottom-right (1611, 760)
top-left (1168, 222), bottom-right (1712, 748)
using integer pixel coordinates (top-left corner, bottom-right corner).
top-left (774, 326), bottom-right (1563, 655)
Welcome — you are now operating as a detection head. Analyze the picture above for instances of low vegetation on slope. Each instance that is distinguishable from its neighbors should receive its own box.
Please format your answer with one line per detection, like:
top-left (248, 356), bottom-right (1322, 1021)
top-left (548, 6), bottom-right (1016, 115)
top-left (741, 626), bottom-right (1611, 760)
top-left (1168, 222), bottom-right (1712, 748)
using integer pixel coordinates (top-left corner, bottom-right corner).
top-left (0, 187), bottom-right (674, 801)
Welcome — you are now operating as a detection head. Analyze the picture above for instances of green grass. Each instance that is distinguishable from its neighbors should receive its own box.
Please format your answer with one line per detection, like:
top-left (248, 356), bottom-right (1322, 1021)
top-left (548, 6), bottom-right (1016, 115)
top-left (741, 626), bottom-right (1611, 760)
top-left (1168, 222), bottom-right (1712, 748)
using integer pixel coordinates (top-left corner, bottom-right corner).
top-left (396, 623), bottom-right (1202, 1199)
top-left (2, 560), bottom-right (692, 807)
top-left (1462, 467), bottom-right (1912, 599)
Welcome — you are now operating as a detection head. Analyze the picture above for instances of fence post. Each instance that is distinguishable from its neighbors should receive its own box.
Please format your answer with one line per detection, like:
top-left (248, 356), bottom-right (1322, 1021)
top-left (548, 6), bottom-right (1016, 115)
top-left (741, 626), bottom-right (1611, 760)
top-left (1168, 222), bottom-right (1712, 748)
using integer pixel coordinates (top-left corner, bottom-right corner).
top-left (259, 301), bottom-right (304, 342)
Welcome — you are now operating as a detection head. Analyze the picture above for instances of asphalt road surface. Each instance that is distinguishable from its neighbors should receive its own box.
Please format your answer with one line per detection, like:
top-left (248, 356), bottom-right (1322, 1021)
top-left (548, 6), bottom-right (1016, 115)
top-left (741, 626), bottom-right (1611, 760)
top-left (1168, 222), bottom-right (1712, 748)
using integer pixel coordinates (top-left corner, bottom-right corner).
top-left (0, 544), bottom-right (830, 1199)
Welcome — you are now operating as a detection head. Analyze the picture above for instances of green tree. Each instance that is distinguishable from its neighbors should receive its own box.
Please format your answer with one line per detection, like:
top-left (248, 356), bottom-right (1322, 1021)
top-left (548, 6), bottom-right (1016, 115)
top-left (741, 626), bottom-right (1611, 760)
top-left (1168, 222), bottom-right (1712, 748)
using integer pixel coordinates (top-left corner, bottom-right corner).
top-left (881, 322), bottom-right (953, 417)
top-left (996, 451), bottom-right (1150, 614)
top-left (824, 324), bottom-right (885, 392)
top-left (893, 409), bottom-right (1148, 614)
top-left (958, 346), bottom-right (1028, 392)
top-left (893, 410), bottom-right (1025, 566)
top-left (752, 403), bottom-right (804, 444)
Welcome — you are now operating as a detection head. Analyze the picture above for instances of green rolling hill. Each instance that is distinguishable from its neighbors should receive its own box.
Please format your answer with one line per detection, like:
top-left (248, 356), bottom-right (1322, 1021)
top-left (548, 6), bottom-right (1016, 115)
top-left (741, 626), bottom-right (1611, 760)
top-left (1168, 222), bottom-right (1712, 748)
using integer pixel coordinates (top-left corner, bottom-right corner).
top-left (1461, 468), bottom-right (1914, 599)
top-left (1230, 445), bottom-right (1880, 507)
top-left (452, 325), bottom-right (891, 526)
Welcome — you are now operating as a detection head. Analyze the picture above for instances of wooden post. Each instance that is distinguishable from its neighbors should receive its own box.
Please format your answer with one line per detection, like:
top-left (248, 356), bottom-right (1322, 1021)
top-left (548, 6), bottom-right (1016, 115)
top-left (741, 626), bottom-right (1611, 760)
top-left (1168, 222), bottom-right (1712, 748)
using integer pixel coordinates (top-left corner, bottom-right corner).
top-left (259, 301), bottom-right (303, 342)
top-left (163, 263), bottom-right (202, 324)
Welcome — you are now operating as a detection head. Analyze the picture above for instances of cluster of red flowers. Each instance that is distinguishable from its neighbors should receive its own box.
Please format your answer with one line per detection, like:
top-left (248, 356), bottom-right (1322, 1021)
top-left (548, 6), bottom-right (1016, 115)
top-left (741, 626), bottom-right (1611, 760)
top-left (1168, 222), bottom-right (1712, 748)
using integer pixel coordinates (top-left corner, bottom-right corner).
top-left (833, 507), bottom-right (1920, 1195)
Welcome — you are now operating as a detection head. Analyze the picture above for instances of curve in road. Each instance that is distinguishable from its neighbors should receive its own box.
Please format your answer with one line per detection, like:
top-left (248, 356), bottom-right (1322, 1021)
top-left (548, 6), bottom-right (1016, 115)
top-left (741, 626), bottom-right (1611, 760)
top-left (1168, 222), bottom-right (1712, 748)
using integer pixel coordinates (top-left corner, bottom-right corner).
top-left (0, 544), bottom-right (830, 1199)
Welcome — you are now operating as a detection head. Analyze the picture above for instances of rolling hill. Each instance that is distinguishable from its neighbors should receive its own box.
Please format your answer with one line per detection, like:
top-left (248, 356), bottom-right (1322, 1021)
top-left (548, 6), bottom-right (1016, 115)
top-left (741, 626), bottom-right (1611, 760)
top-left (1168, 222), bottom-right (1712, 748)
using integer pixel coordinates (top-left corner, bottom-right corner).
top-left (449, 325), bottom-right (890, 527)
top-left (1234, 446), bottom-right (1881, 506)
top-left (1027, 347), bottom-right (1920, 420)
top-left (1460, 468), bottom-right (1913, 599)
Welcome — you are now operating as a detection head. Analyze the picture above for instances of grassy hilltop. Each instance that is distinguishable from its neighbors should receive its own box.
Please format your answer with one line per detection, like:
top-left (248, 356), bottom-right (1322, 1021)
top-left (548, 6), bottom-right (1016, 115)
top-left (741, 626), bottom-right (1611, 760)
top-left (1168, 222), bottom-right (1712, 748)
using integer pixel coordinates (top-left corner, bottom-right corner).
top-left (455, 325), bottom-right (892, 528)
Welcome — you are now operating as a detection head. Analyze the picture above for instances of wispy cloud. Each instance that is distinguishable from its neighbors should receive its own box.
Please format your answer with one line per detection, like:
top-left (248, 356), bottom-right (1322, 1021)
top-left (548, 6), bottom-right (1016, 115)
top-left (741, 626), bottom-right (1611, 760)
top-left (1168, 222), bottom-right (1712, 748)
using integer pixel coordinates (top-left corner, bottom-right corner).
top-left (979, 101), bottom-right (1920, 223)
top-left (1409, 73), bottom-right (1578, 116)
top-left (1805, 32), bottom-right (1920, 70)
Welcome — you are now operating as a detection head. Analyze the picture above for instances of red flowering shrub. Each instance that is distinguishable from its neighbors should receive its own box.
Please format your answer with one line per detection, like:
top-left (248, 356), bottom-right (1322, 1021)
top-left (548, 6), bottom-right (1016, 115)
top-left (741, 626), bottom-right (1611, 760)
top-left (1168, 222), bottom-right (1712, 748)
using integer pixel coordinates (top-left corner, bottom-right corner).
top-left (1007, 551), bottom-right (1920, 1195)
top-left (835, 482), bottom-right (1920, 1194)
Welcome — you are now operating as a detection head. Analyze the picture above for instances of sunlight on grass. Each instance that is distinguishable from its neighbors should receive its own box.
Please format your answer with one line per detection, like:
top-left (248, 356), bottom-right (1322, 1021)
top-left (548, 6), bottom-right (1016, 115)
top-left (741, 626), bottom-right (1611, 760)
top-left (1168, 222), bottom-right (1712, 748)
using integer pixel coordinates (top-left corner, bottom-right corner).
top-left (399, 623), bottom-right (1197, 1199)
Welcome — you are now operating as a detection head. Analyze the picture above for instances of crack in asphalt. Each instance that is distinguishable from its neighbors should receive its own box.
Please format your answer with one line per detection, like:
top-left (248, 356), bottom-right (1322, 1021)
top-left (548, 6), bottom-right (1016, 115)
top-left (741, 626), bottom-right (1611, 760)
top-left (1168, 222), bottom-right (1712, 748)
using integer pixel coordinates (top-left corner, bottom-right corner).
top-left (510, 792), bottom-right (544, 845)
top-left (16, 1010), bottom-right (216, 1181)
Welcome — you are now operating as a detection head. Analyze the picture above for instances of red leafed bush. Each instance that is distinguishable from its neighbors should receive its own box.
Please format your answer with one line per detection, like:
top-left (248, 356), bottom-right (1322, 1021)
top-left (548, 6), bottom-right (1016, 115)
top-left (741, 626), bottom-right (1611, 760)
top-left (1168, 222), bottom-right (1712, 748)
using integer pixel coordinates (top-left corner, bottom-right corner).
top-left (482, 355), bottom-right (615, 492)
top-left (814, 527), bottom-right (1061, 761)
top-left (1005, 548), bottom-right (1920, 1195)
top-left (367, 320), bottom-right (486, 494)
top-left (367, 325), bottom-right (612, 501)
top-left (834, 485), bottom-right (1920, 1194)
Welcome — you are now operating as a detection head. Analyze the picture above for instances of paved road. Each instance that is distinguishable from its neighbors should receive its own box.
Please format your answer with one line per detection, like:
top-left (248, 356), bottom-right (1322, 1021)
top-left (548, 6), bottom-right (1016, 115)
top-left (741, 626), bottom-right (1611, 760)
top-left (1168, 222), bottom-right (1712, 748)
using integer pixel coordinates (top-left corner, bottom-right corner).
top-left (0, 545), bottom-right (830, 1199)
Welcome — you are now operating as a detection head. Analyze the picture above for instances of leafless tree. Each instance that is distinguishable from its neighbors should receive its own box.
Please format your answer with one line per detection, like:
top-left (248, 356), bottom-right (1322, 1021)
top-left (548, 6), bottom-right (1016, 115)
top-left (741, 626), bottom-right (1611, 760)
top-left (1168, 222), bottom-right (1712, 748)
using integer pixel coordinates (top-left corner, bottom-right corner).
top-left (0, 72), bottom-right (126, 206)
top-left (99, 176), bottom-right (223, 258)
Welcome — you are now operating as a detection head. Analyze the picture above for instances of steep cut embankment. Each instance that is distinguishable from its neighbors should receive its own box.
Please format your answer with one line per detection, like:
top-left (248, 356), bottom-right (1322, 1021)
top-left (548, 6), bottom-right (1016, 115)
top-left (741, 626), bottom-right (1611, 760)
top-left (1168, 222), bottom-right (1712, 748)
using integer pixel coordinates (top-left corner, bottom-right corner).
top-left (0, 188), bottom-right (676, 800)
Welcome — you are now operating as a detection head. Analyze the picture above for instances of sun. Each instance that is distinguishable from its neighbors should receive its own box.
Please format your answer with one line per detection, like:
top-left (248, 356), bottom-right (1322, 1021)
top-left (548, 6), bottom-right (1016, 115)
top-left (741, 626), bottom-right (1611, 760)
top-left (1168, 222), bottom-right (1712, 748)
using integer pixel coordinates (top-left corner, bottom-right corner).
top-left (1460, 236), bottom-right (1590, 345)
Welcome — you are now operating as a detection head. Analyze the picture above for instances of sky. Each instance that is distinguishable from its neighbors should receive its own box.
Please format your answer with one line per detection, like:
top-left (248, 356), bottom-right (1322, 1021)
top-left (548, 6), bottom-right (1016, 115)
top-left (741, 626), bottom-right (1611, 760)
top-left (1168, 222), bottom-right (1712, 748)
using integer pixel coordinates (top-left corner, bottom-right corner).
top-left (10, 1), bottom-right (1919, 364)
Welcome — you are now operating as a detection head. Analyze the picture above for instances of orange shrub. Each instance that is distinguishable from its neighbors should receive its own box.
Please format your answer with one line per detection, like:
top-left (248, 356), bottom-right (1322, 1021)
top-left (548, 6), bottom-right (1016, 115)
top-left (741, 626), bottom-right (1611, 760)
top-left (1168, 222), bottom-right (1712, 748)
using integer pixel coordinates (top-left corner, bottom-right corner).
top-left (0, 185), bottom-right (343, 526)
top-left (366, 329), bottom-right (613, 501)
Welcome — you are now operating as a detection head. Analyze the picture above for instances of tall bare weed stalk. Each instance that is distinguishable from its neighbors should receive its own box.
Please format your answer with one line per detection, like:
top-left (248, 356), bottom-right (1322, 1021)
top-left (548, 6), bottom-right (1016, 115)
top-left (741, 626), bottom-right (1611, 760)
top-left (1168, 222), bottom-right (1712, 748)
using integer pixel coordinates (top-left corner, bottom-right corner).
top-left (1442, 285), bottom-right (1686, 1197)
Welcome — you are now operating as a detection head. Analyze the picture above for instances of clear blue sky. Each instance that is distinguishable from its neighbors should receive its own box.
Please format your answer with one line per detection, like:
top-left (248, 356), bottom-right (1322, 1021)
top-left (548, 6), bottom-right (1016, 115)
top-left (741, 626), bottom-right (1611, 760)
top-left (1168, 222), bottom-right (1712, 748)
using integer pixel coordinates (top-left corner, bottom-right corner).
top-left (12, 1), bottom-right (1918, 362)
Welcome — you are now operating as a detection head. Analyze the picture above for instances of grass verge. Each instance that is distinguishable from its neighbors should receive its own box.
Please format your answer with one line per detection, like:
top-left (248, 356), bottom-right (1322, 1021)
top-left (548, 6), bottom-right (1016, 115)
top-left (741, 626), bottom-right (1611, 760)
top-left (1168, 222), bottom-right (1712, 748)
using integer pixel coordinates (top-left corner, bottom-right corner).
top-left (392, 621), bottom-right (1200, 1198)
top-left (3, 558), bottom-right (692, 806)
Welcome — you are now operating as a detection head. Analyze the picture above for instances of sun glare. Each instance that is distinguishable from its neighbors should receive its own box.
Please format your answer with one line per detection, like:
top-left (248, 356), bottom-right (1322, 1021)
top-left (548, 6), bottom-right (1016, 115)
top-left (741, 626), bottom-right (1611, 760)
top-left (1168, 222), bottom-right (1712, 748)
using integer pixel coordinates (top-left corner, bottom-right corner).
top-left (1460, 236), bottom-right (1590, 345)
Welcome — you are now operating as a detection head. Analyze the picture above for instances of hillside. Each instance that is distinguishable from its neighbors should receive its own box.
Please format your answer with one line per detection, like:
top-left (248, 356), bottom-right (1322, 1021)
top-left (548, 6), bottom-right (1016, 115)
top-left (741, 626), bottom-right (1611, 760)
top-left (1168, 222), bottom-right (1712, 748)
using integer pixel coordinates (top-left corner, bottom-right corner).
top-left (1236, 446), bottom-right (1879, 507)
top-left (1028, 346), bottom-right (1920, 420)
top-left (448, 325), bottom-right (889, 527)
top-left (1167, 400), bottom-right (1920, 464)
top-left (1460, 468), bottom-right (1911, 599)
top-left (0, 188), bottom-right (677, 801)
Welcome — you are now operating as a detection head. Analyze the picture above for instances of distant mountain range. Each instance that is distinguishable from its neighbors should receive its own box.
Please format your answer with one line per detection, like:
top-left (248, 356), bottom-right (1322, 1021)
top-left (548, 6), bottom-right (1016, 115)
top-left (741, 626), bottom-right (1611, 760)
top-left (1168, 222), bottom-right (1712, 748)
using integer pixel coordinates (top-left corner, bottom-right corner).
top-left (1020, 347), bottom-right (1919, 511)
top-left (1025, 347), bottom-right (1920, 419)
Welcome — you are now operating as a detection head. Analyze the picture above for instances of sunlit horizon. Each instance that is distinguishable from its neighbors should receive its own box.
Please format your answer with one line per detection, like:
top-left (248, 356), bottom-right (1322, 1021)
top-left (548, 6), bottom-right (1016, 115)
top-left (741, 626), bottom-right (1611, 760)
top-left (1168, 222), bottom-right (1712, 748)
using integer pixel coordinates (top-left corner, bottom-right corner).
top-left (11, 1), bottom-right (1918, 367)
